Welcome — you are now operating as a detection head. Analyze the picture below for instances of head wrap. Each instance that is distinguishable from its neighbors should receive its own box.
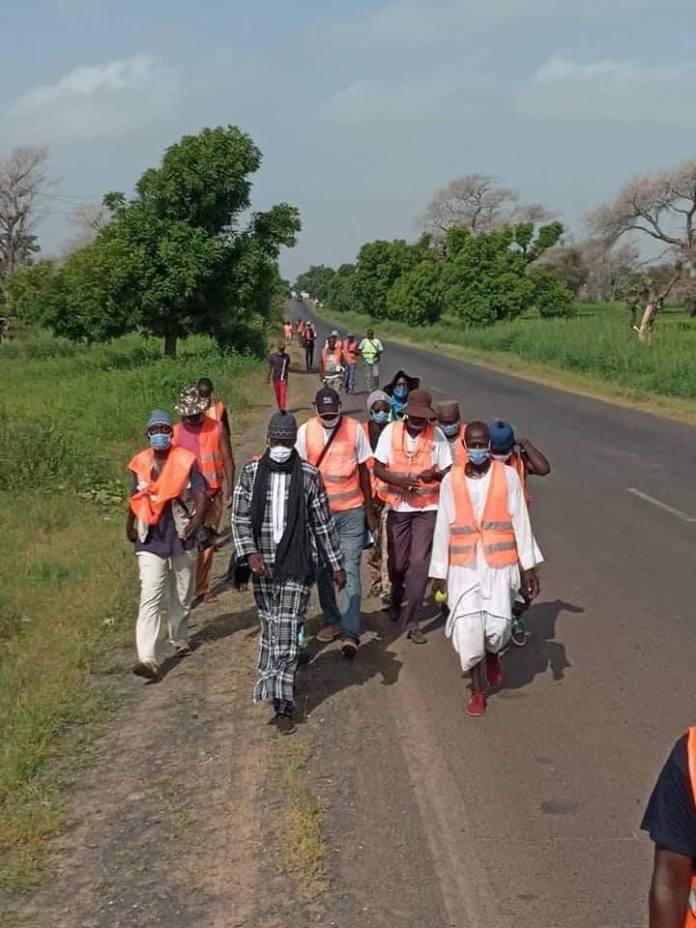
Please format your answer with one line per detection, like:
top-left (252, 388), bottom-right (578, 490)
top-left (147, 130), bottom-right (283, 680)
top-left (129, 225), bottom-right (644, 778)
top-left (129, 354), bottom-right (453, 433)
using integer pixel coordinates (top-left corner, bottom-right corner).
top-left (366, 389), bottom-right (390, 411)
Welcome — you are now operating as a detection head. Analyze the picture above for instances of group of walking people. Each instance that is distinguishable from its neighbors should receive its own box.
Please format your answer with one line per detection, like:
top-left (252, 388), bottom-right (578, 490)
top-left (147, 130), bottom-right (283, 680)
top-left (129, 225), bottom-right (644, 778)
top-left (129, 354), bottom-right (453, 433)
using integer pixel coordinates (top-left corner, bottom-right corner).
top-left (126, 326), bottom-right (551, 737)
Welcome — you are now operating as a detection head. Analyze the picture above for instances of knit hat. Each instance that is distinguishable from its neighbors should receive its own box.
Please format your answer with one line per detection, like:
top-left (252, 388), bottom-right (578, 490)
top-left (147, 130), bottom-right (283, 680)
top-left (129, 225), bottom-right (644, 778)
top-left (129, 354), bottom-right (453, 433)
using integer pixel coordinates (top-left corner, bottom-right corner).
top-left (147, 408), bottom-right (172, 430)
top-left (314, 387), bottom-right (341, 414)
top-left (436, 399), bottom-right (460, 419)
top-left (268, 411), bottom-right (298, 442)
top-left (176, 386), bottom-right (208, 417)
top-left (489, 419), bottom-right (515, 453)
top-left (366, 389), bottom-right (390, 411)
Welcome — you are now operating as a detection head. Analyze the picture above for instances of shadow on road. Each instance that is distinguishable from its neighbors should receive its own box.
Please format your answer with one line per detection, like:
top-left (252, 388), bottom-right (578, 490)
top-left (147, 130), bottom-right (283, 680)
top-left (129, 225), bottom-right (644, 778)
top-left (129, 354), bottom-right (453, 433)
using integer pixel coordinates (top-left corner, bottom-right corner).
top-left (502, 598), bottom-right (584, 691)
top-left (295, 607), bottom-right (403, 721)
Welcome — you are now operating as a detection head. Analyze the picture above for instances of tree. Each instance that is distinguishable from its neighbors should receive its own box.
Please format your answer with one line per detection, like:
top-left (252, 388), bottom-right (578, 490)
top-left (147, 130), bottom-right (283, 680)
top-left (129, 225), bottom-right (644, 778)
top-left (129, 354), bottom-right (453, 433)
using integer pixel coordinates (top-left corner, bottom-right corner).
top-left (0, 147), bottom-right (48, 295)
top-left (587, 160), bottom-right (696, 336)
top-left (326, 263), bottom-right (361, 315)
top-left (25, 127), bottom-right (300, 357)
top-left (353, 239), bottom-right (422, 318)
top-left (421, 173), bottom-right (553, 240)
top-left (386, 257), bottom-right (444, 325)
top-left (441, 223), bottom-right (572, 325)
top-left (294, 264), bottom-right (336, 301)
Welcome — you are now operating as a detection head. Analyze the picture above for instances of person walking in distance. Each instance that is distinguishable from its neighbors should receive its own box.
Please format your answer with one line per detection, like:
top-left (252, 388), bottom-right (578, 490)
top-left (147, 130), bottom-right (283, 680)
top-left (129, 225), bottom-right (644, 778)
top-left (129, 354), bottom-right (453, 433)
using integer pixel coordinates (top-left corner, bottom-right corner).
top-left (373, 390), bottom-right (452, 644)
top-left (489, 420), bottom-right (550, 646)
top-left (268, 342), bottom-right (290, 412)
top-left (363, 390), bottom-right (392, 604)
top-left (127, 409), bottom-right (207, 681)
top-left (297, 387), bottom-right (377, 657)
top-left (282, 320), bottom-right (293, 347)
top-left (198, 377), bottom-right (233, 459)
top-left (642, 727), bottom-right (696, 927)
top-left (303, 321), bottom-right (317, 371)
top-left (173, 386), bottom-right (234, 606)
top-left (429, 421), bottom-right (541, 717)
top-left (320, 332), bottom-right (345, 392)
top-left (232, 412), bottom-right (346, 735)
top-left (343, 333), bottom-right (360, 394)
top-left (359, 328), bottom-right (384, 392)
top-left (437, 400), bottom-right (467, 465)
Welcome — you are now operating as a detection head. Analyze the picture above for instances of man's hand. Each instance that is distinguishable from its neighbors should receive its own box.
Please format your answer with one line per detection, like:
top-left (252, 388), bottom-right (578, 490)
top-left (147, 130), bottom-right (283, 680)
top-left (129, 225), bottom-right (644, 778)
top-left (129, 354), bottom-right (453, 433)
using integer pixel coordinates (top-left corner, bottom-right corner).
top-left (126, 523), bottom-right (137, 544)
top-left (394, 474), bottom-right (420, 492)
top-left (418, 467), bottom-right (440, 484)
top-left (181, 516), bottom-right (203, 541)
top-left (431, 578), bottom-right (446, 596)
top-left (366, 506), bottom-right (379, 533)
top-left (523, 568), bottom-right (540, 601)
top-left (225, 493), bottom-right (233, 508)
top-left (333, 568), bottom-right (347, 590)
top-left (248, 552), bottom-right (270, 578)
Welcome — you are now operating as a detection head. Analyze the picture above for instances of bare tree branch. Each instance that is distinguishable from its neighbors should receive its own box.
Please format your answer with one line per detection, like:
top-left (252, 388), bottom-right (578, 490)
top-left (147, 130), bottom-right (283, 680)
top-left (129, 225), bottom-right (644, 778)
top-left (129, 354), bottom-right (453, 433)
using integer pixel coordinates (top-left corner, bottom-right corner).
top-left (0, 146), bottom-right (49, 292)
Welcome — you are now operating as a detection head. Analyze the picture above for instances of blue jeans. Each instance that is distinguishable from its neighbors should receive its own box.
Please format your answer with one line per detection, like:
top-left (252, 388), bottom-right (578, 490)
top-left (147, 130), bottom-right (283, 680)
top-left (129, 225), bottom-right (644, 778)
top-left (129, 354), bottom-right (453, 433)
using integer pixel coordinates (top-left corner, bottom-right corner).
top-left (318, 506), bottom-right (365, 642)
top-left (344, 363), bottom-right (357, 394)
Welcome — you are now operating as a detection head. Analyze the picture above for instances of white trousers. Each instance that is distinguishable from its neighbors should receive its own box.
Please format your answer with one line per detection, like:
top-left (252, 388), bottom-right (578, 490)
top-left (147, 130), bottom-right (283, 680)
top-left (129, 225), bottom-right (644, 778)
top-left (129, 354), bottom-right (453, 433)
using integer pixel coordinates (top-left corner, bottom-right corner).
top-left (135, 550), bottom-right (197, 664)
top-left (449, 611), bottom-right (511, 673)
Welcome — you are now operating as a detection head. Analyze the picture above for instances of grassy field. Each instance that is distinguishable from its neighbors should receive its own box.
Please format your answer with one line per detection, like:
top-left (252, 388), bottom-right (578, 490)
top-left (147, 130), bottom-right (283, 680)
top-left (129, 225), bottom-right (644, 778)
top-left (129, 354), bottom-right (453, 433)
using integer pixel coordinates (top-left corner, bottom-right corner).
top-left (0, 332), bottom-right (268, 891)
top-left (321, 303), bottom-right (696, 420)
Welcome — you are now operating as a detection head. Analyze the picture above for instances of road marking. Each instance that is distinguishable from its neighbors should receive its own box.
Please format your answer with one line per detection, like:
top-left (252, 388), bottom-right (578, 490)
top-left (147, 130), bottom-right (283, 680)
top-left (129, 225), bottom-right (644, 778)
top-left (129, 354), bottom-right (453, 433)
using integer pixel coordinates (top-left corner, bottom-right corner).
top-left (626, 488), bottom-right (696, 523)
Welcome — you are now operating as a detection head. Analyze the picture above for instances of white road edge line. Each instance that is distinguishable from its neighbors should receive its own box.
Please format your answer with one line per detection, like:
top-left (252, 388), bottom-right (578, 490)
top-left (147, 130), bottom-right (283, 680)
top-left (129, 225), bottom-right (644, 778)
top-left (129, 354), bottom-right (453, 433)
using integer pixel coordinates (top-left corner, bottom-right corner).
top-left (626, 488), bottom-right (696, 524)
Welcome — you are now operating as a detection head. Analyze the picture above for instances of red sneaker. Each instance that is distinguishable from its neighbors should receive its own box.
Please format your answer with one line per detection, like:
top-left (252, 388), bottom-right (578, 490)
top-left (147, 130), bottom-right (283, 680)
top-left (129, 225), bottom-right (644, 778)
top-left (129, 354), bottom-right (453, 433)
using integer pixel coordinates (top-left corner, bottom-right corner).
top-left (486, 652), bottom-right (503, 687)
top-left (466, 692), bottom-right (487, 717)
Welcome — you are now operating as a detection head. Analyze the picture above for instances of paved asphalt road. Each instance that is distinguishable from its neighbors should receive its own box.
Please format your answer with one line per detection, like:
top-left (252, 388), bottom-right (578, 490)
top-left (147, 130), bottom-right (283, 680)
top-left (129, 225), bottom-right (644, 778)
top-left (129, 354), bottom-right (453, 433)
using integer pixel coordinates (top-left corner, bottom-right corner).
top-left (296, 300), bottom-right (696, 927)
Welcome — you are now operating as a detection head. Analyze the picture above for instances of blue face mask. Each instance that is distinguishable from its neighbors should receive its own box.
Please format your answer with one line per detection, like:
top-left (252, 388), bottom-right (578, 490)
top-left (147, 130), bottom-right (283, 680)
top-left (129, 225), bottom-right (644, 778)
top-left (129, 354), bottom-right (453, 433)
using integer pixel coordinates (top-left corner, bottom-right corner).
top-left (371, 410), bottom-right (389, 424)
top-left (467, 447), bottom-right (490, 466)
top-left (393, 385), bottom-right (408, 400)
top-left (440, 421), bottom-right (460, 438)
top-left (149, 432), bottom-right (172, 451)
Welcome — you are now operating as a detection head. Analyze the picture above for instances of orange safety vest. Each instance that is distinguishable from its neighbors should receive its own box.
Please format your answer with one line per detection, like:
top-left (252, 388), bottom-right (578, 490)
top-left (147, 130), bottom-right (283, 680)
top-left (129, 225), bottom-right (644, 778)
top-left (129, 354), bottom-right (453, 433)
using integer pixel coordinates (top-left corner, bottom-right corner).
top-left (204, 398), bottom-right (225, 424)
top-left (283, 324), bottom-right (293, 339)
top-left (448, 461), bottom-right (518, 568)
top-left (344, 340), bottom-right (359, 363)
top-left (128, 446), bottom-right (197, 525)
top-left (507, 451), bottom-right (530, 503)
top-left (686, 727), bottom-right (696, 926)
top-left (380, 421), bottom-right (440, 509)
top-left (305, 416), bottom-right (364, 513)
top-left (173, 419), bottom-right (225, 491)
top-left (321, 344), bottom-right (343, 371)
top-left (447, 425), bottom-right (468, 466)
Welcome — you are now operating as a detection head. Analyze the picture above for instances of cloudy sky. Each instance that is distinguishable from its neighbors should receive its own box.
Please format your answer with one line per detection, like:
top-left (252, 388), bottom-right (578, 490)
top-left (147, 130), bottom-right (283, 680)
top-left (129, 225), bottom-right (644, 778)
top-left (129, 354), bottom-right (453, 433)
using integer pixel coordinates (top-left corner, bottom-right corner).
top-left (2, 0), bottom-right (695, 278)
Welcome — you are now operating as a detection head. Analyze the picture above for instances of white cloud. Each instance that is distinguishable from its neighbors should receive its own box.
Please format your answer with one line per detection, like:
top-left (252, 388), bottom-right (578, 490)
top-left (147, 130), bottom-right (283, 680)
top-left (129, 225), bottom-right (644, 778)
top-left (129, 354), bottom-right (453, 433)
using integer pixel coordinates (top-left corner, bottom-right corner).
top-left (4, 56), bottom-right (179, 142)
top-left (518, 57), bottom-right (696, 125)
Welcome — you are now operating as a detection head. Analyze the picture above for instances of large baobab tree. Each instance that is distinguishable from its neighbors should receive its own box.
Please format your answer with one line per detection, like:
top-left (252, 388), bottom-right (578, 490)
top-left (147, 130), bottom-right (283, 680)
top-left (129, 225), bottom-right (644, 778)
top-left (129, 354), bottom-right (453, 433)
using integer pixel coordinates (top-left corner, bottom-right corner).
top-left (421, 173), bottom-right (552, 240)
top-left (587, 160), bottom-right (696, 340)
top-left (0, 146), bottom-right (49, 295)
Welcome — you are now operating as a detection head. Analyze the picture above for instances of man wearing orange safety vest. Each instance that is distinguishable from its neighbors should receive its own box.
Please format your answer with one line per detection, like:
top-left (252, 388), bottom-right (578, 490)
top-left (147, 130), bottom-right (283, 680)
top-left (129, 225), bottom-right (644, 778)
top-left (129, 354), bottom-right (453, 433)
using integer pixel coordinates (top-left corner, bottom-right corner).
top-left (320, 331), bottom-right (344, 385)
top-left (198, 377), bottom-right (233, 457)
top-left (173, 386), bottom-right (235, 606)
top-left (643, 728), bottom-right (696, 927)
top-left (429, 421), bottom-right (541, 717)
top-left (296, 387), bottom-right (376, 657)
top-left (342, 333), bottom-right (360, 394)
top-left (363, 390), bottom-right (392, 603)
top-left (489, 419), bottom-right (551, 647)
top-left (374, 390), bottom-right (453, 644)
top-left (437, 399), bottom-right (468, 466)
top-left (126, 409), bottom-right (207, 682)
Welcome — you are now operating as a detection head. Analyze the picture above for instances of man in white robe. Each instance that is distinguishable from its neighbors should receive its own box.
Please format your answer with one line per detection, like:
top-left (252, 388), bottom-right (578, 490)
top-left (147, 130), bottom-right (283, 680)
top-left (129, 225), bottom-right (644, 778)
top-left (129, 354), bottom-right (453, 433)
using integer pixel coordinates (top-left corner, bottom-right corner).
top-left (429, 421), bottom-right (542, 717)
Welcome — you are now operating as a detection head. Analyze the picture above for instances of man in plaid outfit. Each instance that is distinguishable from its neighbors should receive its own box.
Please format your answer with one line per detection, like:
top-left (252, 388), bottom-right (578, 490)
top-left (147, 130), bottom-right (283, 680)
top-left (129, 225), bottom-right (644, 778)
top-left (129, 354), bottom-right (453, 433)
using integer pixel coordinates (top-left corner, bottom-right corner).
top-left (232, 411), bottom-right (345, 735)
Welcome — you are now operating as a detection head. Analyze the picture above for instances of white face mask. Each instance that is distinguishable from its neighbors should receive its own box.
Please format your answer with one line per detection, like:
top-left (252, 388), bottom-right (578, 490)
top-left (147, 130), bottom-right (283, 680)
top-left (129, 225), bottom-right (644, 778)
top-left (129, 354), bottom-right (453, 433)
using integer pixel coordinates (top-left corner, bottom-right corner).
top-left (320, 415), bottom-right (340, 430)
top-left (269, 445), bottom-right (293, 463)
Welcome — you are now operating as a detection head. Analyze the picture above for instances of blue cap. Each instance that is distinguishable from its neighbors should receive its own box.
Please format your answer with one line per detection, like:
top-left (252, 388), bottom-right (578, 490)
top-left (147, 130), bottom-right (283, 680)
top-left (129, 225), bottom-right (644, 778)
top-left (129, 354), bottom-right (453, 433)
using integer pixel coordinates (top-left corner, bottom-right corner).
top-left (147, 408), bottom-right (172, 429)
top-left (489, 419), bottom-right (515, 453)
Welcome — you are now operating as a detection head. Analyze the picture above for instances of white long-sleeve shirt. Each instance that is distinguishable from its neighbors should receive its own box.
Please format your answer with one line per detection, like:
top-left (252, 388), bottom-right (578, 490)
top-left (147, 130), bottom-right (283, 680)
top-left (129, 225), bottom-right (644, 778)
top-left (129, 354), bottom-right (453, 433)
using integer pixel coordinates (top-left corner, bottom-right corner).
top-left (429, 465), bottom-right (543, 624)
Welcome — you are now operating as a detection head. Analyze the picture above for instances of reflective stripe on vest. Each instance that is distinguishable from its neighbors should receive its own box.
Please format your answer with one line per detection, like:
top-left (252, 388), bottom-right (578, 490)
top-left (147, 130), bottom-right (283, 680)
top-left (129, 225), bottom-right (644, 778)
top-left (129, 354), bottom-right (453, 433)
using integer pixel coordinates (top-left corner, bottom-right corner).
top-left (380, 421), bottom-right (440, 510)
top-left (362, 421), bottom-right (387, 500)
top-left (128, 446), bottom-right (196, 525)
top-left (173, 419), bottom-right (224, 491)
top-left (448, 461), bottom-right (518, 567)
top-left (305, 417), bottom-right (363, 513)
top-left (685, 728), bottom-right (696, 926)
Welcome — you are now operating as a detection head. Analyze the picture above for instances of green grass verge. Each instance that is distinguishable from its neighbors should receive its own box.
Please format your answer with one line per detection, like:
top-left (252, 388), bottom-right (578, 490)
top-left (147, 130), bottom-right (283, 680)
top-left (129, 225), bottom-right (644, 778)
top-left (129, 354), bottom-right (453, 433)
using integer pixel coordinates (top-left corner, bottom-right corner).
top-left (0, 333), bottom-right (268, 891)
top-left (319, 303), bottom-right (696, 424)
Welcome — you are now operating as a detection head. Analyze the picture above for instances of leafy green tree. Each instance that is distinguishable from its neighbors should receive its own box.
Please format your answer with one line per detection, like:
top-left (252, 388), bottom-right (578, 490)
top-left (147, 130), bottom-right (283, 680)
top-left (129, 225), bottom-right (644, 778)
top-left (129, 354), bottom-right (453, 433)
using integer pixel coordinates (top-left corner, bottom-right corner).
top-left (294, 264), bottom-right (336, 301)
top-left (528, 268), bottom-right (575, 317)
top-left (326, 263), bottom-right (362, 315)
top-left (386, 257), bottom-right (444, 325)
top-left (17, 127), bottom-right (300, 357)
top-left (353, 239), bottom-right (420, 318)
